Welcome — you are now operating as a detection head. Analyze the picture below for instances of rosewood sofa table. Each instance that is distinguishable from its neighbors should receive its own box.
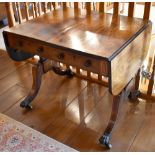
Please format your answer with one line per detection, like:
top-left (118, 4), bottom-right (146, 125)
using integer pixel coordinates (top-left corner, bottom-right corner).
top-left (3, 8), bottom-right (152, 149)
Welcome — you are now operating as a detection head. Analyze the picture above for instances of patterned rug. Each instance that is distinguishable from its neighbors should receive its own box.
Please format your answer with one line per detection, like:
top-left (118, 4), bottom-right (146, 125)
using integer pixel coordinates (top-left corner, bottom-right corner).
top-left (0, 113), bottom-right (77, 152)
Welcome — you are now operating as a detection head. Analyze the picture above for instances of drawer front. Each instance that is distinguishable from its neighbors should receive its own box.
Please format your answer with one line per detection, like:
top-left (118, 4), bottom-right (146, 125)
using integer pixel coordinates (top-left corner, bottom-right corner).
top-left (7, 34), bottom-right (108, 76)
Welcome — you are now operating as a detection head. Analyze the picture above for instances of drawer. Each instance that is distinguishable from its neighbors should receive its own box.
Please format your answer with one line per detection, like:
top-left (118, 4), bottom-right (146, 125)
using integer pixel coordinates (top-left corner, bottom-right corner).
top-left (7, 33), bottom-right (108, 76)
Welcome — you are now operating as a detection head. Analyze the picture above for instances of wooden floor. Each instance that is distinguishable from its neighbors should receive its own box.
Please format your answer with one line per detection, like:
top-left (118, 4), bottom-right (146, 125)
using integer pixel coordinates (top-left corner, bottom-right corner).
top-left (0, 49), bottom-right (155, 152)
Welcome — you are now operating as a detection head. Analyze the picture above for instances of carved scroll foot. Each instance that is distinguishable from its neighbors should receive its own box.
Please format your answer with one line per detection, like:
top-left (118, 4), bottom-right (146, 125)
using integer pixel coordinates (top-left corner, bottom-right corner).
top-left (20, 60), bottom-right (44, 109)
top-left (99, 133), bottom-right (112, 149)
top-left (20, 100), bottom-right (33, 109)
top-left (99, 94), bottom-right (121, 149)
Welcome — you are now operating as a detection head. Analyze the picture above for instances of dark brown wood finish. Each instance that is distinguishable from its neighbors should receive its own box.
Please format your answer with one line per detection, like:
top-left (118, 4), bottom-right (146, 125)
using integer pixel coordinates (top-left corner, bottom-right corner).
top-left (110, 21), bottom-right (152, 95)
top-left (4, 8), bottom-right (149, 60)
top-left (128, 2), bottom-right (135, 18)
top-left (143, 2), bottom-right (152, 20)
top-left (113, 2), bottom-right (120, 15)
top-left (99, 93), bottom-right (122, 148)
top-left (3, 7), bottom-right (152, 149)
top-left (4, 8), bottom-right (152, 95)
top-left (4, 32), bottom-right (108, 76)
top-left (5, 3), bottom-right (16, 27)
top-left (20, 60), bottom-right (44, 109)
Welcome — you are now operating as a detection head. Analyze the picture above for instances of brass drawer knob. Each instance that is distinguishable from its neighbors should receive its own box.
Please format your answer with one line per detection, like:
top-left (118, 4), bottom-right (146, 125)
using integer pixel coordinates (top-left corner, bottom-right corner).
top-left (57, 53), bottom-right (65, 60)
top-left (84, 59), bottom-right (92, 67)
top-left (37, 46), bottom-right (44, 53)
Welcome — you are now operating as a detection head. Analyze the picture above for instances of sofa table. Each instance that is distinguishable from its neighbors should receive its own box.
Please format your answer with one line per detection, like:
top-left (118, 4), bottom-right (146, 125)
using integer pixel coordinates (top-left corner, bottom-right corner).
top-left (3, 8), bottom-right (152, 149)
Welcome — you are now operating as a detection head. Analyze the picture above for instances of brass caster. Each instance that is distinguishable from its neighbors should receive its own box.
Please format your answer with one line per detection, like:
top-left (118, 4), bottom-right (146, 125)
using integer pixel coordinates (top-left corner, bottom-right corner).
top-left (20, 100), bottom-right (33, 110)
top-left (99, 133), bottom-right (112, 149)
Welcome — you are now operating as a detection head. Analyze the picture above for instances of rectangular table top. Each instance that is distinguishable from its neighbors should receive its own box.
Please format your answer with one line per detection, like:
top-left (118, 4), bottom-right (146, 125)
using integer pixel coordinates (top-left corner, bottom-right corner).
top-left (5, 8), bottom-right (150, 61)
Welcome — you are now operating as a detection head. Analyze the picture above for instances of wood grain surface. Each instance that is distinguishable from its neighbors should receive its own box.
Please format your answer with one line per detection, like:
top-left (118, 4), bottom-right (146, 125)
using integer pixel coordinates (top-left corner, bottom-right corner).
top-left (110, 22), bottom-right (152, 95)
top-left (4, 8), bottom-right (148, 59)
top-left (3, 7), bottom-right (152, 96)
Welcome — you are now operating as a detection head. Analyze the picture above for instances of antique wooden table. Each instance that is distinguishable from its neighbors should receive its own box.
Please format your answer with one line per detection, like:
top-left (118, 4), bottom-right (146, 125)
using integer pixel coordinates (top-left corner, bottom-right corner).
top-left (3, 8), bottom-right (152, 149)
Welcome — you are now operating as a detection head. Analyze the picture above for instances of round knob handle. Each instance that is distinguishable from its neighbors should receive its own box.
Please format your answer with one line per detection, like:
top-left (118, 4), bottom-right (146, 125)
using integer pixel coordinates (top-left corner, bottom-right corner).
top-left (58, 53), bottom-right (65, 60)
top-left (84, 60), bottom-right (92, 67)
top-left (37, 46), bottom-right (44, 53)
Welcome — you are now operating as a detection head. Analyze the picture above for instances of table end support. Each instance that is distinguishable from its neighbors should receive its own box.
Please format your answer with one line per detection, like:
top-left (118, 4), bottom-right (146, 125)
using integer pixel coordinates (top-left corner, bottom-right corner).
top-left (99, 133), bottom-right (112, 149)
top-left (20, 59), bottom-right (44, 109)
top-left (99, 94), bottom-right (121, 149)
top-left (20, 58), bottom-right (74, 109)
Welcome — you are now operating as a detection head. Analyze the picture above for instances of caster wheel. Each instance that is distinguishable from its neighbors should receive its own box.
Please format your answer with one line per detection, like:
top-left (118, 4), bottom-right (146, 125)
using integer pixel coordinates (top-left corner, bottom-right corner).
top-left (20, 100), bottom-right (33, 109)
top-left (99, 134), bottom-right (112, 149)
top-left (105, 143), bottom-right (112, 149)
top-left (128, 90), bottom-right (140, 101)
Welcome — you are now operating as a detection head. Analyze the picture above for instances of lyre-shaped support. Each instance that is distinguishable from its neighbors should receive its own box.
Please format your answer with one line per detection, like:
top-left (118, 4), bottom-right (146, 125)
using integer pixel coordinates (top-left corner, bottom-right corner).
top-left (20, 58), bottom-right (74, 109)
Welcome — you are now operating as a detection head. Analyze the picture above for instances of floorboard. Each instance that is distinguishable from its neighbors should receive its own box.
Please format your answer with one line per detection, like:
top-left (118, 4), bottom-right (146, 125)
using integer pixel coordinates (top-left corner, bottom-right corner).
top-left (0, 84), bottom-right (26, 113)
top-left (43, 83), bottom-right (108, 143)
top-left (0, 51), bottom-right (26, 79)
top-left (129, 101), bottom-right (155, 151)
top-left (0, 63), bottom-right (31, 95)
top-left (17, 74), bottom-right (87, 132)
